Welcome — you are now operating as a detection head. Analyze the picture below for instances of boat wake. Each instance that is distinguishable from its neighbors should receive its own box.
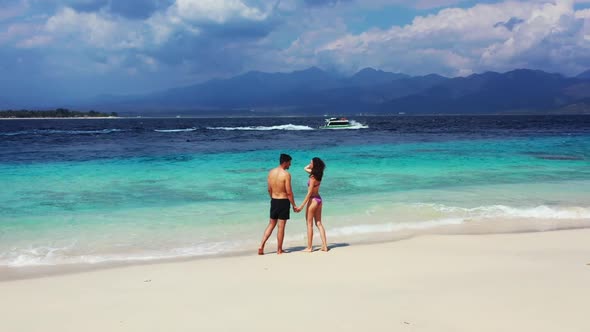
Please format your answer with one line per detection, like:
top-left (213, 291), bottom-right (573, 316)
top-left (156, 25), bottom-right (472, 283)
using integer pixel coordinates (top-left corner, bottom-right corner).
top-left (0, 129), bottom-right (125, 136)
top-left (154, 128), bottom-right (197, 133)
top-left (207, 124), bottom-right (314, 131)
top-left (339, 120), bottom-right (368, 130)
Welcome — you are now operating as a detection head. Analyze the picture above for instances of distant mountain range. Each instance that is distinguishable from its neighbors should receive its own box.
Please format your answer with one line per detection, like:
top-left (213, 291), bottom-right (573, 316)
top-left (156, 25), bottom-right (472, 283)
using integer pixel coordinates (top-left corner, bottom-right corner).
top-left (84, 67), bottom-right (590, 115)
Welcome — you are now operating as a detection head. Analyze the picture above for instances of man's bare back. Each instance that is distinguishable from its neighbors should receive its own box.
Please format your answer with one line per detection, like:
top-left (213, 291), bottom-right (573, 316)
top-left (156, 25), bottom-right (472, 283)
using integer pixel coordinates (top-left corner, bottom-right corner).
top-left (268, 167), bottom-right (292, 199)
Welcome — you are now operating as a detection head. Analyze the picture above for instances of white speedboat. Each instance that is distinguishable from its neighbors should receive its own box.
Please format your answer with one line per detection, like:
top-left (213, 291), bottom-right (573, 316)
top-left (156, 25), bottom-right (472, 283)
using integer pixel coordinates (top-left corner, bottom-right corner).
top-left (320, 117), bottom-right (353, 129)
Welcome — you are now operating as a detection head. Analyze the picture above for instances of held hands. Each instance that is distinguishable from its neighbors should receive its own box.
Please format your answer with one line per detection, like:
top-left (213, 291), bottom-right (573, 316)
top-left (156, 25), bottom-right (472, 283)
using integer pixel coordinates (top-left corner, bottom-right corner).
top-left (293, 206), bottom-right (302, 213)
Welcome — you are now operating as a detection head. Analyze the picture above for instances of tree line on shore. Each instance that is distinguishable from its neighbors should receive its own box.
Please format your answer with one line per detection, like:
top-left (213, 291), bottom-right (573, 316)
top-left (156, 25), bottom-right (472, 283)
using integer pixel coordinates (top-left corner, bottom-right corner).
top-left (0, 108), bottom-right (117, 118)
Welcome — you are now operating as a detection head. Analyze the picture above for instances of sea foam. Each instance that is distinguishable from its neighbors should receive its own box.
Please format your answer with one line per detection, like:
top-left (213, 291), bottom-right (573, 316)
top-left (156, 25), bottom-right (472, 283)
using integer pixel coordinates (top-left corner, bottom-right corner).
top-left (0, 241), bottom-right (240, 267)
top-left (0, 129), bottom-right (125, 136)
top-left (416, 203), bottom-right (590, 220)
top-left (207, 124), bottom-right (314, 131)
top-left (154, 128), bottom-right (197, 133)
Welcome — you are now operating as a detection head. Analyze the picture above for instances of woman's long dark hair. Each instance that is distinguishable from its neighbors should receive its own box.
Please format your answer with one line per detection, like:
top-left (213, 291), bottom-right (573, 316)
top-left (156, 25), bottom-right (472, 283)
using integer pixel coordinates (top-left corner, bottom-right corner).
top-left (310, 157), bottom-right (326, 182)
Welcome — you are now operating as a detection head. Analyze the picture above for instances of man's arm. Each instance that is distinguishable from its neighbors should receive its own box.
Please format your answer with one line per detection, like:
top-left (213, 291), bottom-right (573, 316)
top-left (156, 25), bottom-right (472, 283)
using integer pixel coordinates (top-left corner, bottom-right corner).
top-left (284, 172), bottom-right (296, 208)
top-left (267, 173), bottom-right (273, 198)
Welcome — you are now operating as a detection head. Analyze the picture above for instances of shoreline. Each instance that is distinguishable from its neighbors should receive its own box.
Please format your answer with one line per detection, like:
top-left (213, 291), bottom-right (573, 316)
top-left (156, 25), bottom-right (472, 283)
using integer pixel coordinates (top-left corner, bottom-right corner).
top-left (1, 224), bottom-right (589, 281)
top-left (0, 228), bottom-right (588, 331)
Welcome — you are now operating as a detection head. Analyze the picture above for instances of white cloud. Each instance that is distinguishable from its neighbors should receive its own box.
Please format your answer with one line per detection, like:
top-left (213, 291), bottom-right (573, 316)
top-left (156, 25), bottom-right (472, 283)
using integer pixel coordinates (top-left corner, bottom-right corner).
top-left (303, 0), bottom-right (590, 76)
top-left (3, 0), bottom-right (280, 85)
top-left (144, 0), bottom-right (274, 46)
top-left (349, 0), bottom-right (467, 10)
top-left (3, 0), bottom-right (590, 102)
top-left (17, 34), bottom-right (53, 48)
top-left (173, 0), bottom-right (269, 24)
top-left (277, 0), bottom-right (298, 11)
top-left (255, 6), bottom-right (350, 72)
top-left (485, 3), bottom-right (571, 59)
top-left (480, 0), bottom-right (587, 72)
top-left (0, 23), bottom-right (35, 44)
top-left (137, 54), bottom-right (159, 71)
top-left (574, 7), bottom-right (590, 43)
top-left (45, 7), bottom-right (141, 49)
top-left (146, 15), bottom-right (179, 45)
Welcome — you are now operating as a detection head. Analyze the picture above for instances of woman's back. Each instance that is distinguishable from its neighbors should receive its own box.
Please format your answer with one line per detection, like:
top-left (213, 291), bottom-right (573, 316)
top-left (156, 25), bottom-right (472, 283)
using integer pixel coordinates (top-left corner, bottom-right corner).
top-left (307, 176), bottom-right (321, 197)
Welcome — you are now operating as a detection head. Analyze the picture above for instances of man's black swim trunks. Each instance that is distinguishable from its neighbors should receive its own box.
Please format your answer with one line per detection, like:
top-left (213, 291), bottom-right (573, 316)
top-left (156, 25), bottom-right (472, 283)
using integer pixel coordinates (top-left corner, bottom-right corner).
top-left (270, 198), bottom-right (290, 220)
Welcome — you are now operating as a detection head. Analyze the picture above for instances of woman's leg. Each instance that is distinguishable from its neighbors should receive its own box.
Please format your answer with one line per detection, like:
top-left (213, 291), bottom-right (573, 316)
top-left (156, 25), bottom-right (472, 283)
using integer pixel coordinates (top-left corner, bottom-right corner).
top-left (304, 202), bottom-right (318, 252)
top-left (314, 204), bottom-right (328, 251)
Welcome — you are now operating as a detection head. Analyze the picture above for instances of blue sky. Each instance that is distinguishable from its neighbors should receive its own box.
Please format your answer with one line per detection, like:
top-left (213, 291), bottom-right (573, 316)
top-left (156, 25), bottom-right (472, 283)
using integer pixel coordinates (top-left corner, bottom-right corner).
top-left (1, 0), bottom-right (590, 105)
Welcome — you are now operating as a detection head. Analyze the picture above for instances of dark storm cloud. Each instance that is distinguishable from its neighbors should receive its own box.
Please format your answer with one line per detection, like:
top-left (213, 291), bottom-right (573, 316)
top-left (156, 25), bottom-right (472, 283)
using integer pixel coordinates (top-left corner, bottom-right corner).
top-left (494, 17), bottom-right (525, 31)
top-left (144, 6), bottom-right (280, 67)
top-left (65, 0), bottom-right (108, 12)
top-left (198, 17), bottom-right (279, 39)
top-left (58, 0), bottom-right (174, 19)
top-left (109, 0), bottom-right (174, 20)
top-left (3, 0), bottom-right (589, 107)
top-left (146, 29), bottom-right (253, 75)
top-left (0, 47), bottom-right (63, 103)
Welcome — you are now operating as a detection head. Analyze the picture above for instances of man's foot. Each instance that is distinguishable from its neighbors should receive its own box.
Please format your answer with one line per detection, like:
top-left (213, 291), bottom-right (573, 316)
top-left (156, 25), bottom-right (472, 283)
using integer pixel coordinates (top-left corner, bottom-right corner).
top-left (302, 247), bottom-right (313, 253)
top-left (277, 248), bottom-right (285, 255)
top-left (258, 248), bottom-right (264, 255)
top-left (321, 246), bottom-right (329, 252)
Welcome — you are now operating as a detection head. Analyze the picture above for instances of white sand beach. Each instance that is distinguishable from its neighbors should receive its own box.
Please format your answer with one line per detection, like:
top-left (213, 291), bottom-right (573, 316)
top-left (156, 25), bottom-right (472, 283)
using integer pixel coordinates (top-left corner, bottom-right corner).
top-left (1, 229), bottom-right (589, 332)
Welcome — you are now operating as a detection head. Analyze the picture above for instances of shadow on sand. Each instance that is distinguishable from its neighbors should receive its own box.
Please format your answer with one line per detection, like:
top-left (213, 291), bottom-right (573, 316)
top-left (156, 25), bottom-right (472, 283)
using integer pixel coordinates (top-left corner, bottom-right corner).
top-left (283, 242), bottom-right (350, 253)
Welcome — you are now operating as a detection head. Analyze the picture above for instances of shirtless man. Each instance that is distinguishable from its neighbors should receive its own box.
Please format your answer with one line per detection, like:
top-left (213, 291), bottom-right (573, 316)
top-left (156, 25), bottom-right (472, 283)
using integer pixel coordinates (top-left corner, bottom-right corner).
top-left (258, 153), bottom-right (298, 255)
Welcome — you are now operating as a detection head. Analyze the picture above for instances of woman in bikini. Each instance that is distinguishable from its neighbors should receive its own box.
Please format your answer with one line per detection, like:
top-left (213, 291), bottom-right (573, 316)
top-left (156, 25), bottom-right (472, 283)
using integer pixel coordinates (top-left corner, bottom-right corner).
top-left (295, 157), bottom-right (328, 252)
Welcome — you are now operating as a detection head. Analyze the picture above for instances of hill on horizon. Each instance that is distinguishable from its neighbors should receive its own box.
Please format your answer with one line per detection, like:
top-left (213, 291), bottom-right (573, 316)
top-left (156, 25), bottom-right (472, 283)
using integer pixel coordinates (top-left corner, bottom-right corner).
top-left (67, 67), bottom-right (590, 116)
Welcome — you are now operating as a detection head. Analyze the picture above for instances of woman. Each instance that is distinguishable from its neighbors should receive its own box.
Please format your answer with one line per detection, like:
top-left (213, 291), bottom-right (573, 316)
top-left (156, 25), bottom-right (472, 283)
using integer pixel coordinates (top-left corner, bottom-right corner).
top-left (295, 157), bottom-right (329, 252)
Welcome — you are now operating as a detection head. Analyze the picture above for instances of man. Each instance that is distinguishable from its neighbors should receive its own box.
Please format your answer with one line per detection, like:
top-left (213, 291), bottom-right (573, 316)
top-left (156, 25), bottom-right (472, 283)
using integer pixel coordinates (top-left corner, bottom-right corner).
top-left (258, 153), bottom-right (298, 255)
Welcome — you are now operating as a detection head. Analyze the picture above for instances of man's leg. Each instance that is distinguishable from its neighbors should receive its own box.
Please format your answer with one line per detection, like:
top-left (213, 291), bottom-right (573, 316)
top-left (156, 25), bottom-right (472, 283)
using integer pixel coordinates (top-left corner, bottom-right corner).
top-left (277, 219), bottom-right (287, 254)
top-left (258, 219), bottom-right (277, 255)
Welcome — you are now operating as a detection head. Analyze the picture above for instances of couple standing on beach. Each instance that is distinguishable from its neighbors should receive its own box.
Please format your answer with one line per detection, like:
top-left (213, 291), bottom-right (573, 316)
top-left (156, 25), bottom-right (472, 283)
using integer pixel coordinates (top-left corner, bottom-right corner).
top-left (258, 153), bottom-right (329, 255)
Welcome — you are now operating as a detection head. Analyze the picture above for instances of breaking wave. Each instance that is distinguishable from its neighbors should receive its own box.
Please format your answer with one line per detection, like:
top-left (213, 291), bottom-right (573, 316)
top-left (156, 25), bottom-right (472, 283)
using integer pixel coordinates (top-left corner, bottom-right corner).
top-left (0, 129), bottom-right (125, 136)
top-left (154, 128), bottom-right (197, 133)
top-left (207, 124), bottom-right (314, 131)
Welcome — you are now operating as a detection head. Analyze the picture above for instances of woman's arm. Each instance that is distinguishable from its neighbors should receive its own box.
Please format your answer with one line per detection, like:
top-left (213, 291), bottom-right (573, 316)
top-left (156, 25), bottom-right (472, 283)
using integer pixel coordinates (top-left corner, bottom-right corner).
top-left (304, 163), bottom-right (312, 174)
top-left (296, 177), bottom-right (315, 211)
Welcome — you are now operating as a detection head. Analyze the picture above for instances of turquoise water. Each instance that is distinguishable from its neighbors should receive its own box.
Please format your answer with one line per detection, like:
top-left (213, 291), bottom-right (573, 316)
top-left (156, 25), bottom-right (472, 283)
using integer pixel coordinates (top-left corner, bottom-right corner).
top-left (1, 117), bottom-right (590, 268)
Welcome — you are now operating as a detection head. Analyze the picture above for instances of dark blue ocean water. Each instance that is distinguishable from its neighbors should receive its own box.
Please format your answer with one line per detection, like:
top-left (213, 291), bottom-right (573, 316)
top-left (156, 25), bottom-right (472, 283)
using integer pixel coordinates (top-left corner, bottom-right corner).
top-left (2, 115), bottom-right (589, 164)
